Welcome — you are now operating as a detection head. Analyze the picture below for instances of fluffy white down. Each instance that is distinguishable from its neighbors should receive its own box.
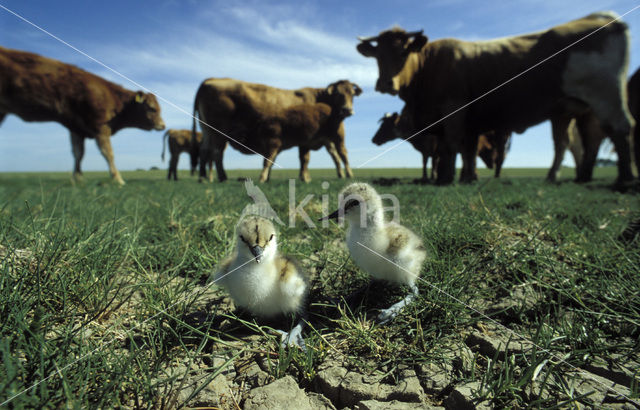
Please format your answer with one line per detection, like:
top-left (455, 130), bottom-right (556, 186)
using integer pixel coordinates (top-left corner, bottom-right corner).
top-left (216, 247), bottom-right (305, 318)
top-left (347, 222), bottom-right (424, 287)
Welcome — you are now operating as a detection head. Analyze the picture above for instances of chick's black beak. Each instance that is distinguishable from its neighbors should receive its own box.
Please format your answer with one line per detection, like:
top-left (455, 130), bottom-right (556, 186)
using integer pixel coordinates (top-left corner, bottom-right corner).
top-left (250, 245), bottom-right (264, 263)
top-left (318, 208), bottom-right (341, 222)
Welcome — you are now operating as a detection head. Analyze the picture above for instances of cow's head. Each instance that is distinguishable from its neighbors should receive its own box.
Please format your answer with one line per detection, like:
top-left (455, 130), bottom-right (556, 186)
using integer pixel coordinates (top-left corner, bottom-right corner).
top-left (357, 28), bottom-right (428, 95)
top-left (320, 80), bottom-right (362, 118)
top-left (476, 134), bottom-right (495, 169)
top-left (132, 91), bottom-right (165, 131)
top-left (372, 112), bottom-right (401, 145)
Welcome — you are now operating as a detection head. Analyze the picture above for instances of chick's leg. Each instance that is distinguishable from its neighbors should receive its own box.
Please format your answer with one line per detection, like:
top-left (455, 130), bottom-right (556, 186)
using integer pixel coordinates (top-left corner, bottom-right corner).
top-left (377, 283), bottom-right (419, 325)
top-left (276, 320), bottom-right (306, 351)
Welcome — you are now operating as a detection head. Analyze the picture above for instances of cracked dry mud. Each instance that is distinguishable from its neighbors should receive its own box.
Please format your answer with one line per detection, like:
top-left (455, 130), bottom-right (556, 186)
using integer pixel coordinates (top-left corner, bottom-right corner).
top-left (145, 280), bottom-right (639, 409)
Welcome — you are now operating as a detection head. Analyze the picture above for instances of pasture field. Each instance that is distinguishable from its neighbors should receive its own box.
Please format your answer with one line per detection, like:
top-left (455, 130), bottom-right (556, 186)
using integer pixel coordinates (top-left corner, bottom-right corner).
top-left (0, 167), bottom-right (639, 409)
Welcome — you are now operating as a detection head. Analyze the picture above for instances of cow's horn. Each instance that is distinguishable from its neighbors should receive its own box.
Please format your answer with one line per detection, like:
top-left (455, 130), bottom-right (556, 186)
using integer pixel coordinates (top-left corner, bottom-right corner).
top-left (357, 35), bottom-right (378, 42)
top-left (406, 30), bottom-right (424, 37)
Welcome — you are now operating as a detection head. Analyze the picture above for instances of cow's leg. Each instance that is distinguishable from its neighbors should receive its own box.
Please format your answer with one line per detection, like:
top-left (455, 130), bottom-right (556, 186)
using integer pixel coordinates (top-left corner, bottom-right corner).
top-left (460, 133), bottom-right (479, 183)
top-left (169, 154), bottom-right (179, 181)
top-left (325, 142), bottom-right (344, 178)
top-left (420, 152), bottom-right (428, 181)
top-left (575, 113), bottom-right (605, 183)
top-left (336, 139), bottom-right (353, 178)
top-left (436, 140), bottom-right (456, 185)
top-left (567, 119), bottom-right (585, 178)
top-left (199, 129), bottom-right (222, 183)
top-left (198, 145), bottom-right (211, 183)
top-left (437, 111), bottom-right (465, 185)
top-left (190, 149), bottom-right (199, 176)
top-left (608, 126), bottom-right (634, 185)
top-left (430, 155), bottom-right (438, 180)
top-left (70, 132), bottom-right (85, 183)
top-left (546, 116), bottom-right (571, 183)
top-left (494, 132), bottom-right (509, 178)
top-left (573, 76), bottom-right (633, 183)
top-left (95, 131), bottom-right (124, 185)
top-left (211, 139), bottom-right (228, 183)
top-left (259, 147), bottom-right (280, 183)
top-left (299, 146), bottom-right (311, 183)
top-left (0, 112), bottom-right (5, 126)
top-left (634, 122), bottom-right (640, 179)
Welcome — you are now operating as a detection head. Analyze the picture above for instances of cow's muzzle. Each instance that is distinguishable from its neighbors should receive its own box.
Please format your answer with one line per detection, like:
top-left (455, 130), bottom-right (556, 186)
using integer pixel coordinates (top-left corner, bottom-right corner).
top-left (340, 108), bottom-right (354, 117)
top-left (375, 79), bottom-right (398, 95)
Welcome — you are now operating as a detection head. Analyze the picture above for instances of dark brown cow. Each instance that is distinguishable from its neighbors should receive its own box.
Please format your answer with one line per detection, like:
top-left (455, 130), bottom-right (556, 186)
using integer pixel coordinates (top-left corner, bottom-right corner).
top-left (372, 109), bottom-right (511, 181)
top-left (0, 46), bottom-right (165, 184)
top-left (357, 12), bottom-right (634, 185)
top-left (476, 132), bottom-right (511, 178)
top-left (372, 111), bottom-right (437, 181)
top-left (629, 68), bottom-right (640, 175)
top-left (161, 129), bottom-right (204, 180)
top-left (192, 78), bottom-right (361, 182)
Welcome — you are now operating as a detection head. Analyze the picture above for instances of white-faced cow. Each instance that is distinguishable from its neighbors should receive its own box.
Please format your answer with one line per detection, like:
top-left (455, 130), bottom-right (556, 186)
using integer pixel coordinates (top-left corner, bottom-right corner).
top-left (192, 78), bottom-right (361, 183)
top-left (161, 129), bottom-right (204, 180)
top-left (0, 46), bottom-right (165, 185)
top-left (357, 12), bottom-right (634, 185)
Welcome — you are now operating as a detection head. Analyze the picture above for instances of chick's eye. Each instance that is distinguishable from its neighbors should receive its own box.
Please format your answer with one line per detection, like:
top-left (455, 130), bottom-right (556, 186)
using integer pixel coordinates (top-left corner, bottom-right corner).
top-left (269, 234), bottom-right (274, 241)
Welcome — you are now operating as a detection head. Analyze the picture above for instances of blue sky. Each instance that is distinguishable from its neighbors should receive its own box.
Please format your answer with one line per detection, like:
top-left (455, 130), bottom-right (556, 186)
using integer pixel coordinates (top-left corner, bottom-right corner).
top-left (1, 0), bottom-right (639, 174)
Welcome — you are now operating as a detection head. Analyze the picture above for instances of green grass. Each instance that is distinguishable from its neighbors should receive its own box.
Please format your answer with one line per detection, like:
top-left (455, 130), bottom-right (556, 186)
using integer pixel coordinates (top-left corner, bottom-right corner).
top-left (0, 167), bottom-right (638, 408)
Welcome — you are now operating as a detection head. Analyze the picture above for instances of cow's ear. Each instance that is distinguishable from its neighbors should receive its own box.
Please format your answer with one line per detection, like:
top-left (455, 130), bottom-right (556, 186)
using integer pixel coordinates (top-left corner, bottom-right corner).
top-left (357, 41), bottom-right (377, 57)
top-left (135, 91), bottom-right (145, 103)
top-left (326, 84), bottom-right (336, 95)
top-left (407, 34), bottom-right (428, 53)
top-left (353, 83), bottom-right (363, 96)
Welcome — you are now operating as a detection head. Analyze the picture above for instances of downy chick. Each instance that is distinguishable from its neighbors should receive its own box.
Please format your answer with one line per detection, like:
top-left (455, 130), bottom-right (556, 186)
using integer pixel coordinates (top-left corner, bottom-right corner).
top-left (320, 182), bottom-right (426, 324)
top-left (211, 215), bottom-right (308, 348)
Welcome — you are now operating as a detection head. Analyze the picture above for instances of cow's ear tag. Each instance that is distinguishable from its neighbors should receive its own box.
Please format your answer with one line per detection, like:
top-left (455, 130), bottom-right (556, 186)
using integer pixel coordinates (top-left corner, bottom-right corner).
top-left (135, 92), bottom-right (145, 103)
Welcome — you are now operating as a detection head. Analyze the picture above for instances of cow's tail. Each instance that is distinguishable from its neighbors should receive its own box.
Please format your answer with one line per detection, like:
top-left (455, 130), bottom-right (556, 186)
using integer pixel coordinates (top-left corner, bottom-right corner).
top-left (192, 86), bottom-right (200, 146)
top-left (161, 130), bottom-right (169, 162)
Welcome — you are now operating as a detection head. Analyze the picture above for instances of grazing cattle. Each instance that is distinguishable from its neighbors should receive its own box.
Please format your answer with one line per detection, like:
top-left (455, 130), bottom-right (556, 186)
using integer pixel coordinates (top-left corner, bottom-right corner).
top-left (372, 111), bottom-right (437, 181)
top-left (192, 78), bottom-right (361, 182)
top-left (0, 46), bottom-right (165, 185)
top-left (372, 110), bottom-right (511, 180)
top-left (357, 12), bottom-right (634, 185)
top-left (629, 68), bottom-right (640, 174)
top-left (161, 129), bottom-right (204, 180)
top-left (476, 132), bottom-right (512, 178)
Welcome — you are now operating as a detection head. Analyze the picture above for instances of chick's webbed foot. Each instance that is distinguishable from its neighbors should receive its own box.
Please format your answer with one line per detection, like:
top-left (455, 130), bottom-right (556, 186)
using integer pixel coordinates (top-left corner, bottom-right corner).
top-left (275, 322), bottom-right (306, 351)
top-left (376, 284), bottom-right (418, 325)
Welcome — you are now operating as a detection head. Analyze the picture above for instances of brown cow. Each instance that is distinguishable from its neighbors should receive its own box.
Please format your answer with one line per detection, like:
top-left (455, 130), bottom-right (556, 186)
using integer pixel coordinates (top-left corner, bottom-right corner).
top-left (0, 46), bottom-right (165, 185)
top-left (251, 102), bottom-right (345, 182)
top-left (373, 110), bottom-right (511, 181)
top-left (476, 132), bottom-right (511, 178)
top-left (161, 129), bottom-right (205, 180)
top-left (192, 78), bottom-right (361, 182)
top-left (357, 12), bottom-right (634, 186)
top-left (554, 68), bottom-right (640, 180)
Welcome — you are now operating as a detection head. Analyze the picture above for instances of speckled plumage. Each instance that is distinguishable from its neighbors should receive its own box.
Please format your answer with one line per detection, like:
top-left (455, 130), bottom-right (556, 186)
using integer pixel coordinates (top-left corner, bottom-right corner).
top-left (323, 182), bottom-right (426, 324)
top-left (211, 215), bottom-right (308, 348)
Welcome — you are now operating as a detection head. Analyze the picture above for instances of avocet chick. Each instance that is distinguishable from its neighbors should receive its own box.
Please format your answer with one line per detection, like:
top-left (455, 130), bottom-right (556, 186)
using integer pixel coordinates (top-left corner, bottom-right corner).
top-left (211, 215), bottom-right (308, 349)
top-left (320, 182), bottom-right (426, 324)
